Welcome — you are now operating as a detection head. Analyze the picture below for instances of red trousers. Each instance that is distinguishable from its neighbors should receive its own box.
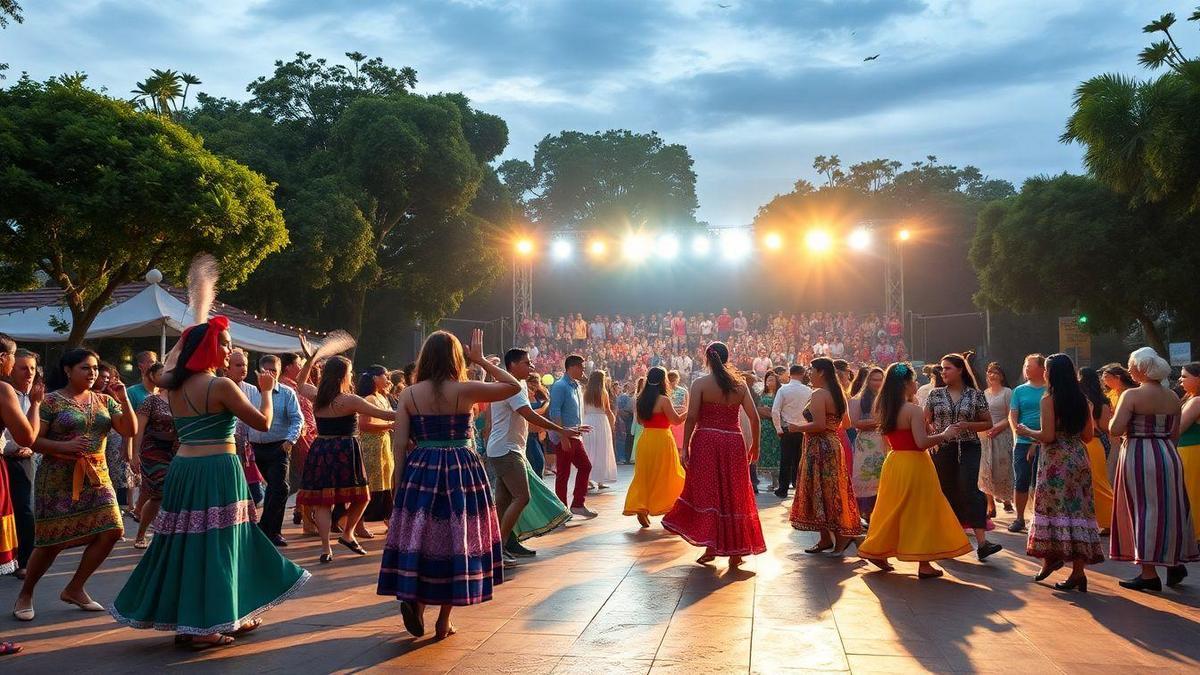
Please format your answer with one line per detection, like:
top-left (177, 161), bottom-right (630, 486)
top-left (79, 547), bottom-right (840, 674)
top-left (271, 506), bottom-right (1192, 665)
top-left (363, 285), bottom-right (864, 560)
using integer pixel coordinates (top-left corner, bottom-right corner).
top-left (554, 437), bottom-right (592, 508)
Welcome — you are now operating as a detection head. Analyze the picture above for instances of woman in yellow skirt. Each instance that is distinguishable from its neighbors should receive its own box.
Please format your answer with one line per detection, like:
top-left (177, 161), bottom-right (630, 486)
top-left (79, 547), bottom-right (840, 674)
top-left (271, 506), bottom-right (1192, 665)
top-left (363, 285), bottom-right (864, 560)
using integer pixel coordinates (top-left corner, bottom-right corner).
top-left (356, 366), bottom-right (396, 530)
top-left (624, 367), bottom-right (686, 528)
top-left (1177, 363), bottom-right (1200, 542)
top-left (858, 363), bottom-right (972, 579)
top-left (1079, 368), bottom-right (1114, 532)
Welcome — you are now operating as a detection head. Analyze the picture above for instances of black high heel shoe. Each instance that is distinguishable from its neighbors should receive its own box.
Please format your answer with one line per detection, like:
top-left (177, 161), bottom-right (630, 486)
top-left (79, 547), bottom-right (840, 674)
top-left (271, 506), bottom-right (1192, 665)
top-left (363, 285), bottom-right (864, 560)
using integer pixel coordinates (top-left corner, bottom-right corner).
top-left (1167, 565), bottom-right (1188, 587)
top-left (1054, 574), bottom-right (1087, 592)
top-left (1119, 575), bottom-right (1162, 592)
top-left (1034, 560), bottom-right (1064, 582)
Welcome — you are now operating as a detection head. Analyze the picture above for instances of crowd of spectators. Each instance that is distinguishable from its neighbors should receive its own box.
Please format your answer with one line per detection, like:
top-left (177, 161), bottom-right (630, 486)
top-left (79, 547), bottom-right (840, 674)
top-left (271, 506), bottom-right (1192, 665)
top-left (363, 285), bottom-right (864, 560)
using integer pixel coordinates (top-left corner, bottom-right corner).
top-left (518, 309), bottom-right (907, 382)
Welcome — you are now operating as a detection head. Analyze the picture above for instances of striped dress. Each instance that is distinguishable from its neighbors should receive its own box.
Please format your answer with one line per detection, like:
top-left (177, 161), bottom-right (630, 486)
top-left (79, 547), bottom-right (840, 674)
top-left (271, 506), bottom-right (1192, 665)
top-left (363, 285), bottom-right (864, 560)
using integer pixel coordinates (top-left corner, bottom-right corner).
top-left (1110, 413), bottom-right (1200, 566)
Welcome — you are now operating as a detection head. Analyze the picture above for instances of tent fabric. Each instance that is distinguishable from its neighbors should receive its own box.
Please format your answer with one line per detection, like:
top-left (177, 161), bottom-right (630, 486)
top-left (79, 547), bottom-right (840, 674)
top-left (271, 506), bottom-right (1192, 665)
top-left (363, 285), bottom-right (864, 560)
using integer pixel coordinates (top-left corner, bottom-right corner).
top-left (0, 283), bottom-right (306, 353)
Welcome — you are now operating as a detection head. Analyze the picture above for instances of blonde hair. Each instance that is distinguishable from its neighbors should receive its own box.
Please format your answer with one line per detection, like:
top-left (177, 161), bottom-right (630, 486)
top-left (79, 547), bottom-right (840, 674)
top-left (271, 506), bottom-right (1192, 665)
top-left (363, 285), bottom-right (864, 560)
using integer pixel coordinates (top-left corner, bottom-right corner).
top-left (1129, 347), bottom-right (1171, 386)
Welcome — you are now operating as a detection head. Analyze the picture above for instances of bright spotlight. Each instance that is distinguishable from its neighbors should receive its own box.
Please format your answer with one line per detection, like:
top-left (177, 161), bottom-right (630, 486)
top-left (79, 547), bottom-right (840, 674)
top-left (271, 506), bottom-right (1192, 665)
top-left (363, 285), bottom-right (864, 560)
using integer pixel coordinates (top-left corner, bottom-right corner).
top-left (805, 229), bottom-right (833, 253)
top-left (720, 230), bottom-right (752, 261)
top-left (898, 229), bottom-right (911, 241)
top-left (515, 238), bottom-right (534, 256)
top-left (763, 232), bottom-right (783, 251)
top-left (551, 239), bottom-right (572, 260)
top-left (658, 234), bottom-right (680, 259)
top-left (848, 228), bottom-right (871, 250)
top-left (692, 234), bottom-right (712, 256)
top-left (622, 234), bottom-right (648, 262)
top-left (589, 239), bottom-right (607, 257)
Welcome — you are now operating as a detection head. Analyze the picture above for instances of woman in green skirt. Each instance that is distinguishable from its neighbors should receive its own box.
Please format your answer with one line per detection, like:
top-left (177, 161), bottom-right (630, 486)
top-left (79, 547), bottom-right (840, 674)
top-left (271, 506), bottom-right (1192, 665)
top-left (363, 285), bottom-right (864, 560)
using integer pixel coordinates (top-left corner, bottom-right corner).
top-left (756, 371), bottom-right (782, 490)
top-left (512, 464), bottom-right (572, 541)
top-left (111, 316), bottom-right (309, 648)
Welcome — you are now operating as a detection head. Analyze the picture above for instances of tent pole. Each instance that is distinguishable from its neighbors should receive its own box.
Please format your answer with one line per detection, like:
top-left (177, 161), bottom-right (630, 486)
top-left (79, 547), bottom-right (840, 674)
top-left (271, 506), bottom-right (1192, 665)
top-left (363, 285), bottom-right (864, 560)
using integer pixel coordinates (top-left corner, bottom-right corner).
top-left (160, 320), bottom-right (167, 360)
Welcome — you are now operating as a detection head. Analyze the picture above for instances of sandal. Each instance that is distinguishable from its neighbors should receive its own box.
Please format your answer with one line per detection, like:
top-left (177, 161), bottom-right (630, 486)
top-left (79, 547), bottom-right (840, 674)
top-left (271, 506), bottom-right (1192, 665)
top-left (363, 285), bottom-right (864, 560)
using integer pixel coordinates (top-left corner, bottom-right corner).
top-left (319, 553), bottom-right (333, 564)
top-left (227, 618), bottom-right (262, 636)
top-left (400, 601), bottom-right (426, 637)
top-left (338, 538), bottom-right (367, 556)
top-left (0, 641), bottom-right (21, 656)
top-left (134, 537), bottom-right (151, 549)
top-left (190, 635), bottom-right (235, 651)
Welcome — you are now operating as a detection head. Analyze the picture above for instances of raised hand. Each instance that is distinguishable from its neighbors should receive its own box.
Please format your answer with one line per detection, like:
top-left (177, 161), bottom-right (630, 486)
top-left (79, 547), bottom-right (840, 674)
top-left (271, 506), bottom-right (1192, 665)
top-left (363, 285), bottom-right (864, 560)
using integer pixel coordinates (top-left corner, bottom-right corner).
top-left (257, 369), bottom-right (278, 393)
top-left (29, 381), bottom-right (44, 405)
top-left (298, 333), bottom-right (313, 359)
top-left (467, 328), bottom-right (485, 364)
top-left (107, 379), bottom-right (127, 399)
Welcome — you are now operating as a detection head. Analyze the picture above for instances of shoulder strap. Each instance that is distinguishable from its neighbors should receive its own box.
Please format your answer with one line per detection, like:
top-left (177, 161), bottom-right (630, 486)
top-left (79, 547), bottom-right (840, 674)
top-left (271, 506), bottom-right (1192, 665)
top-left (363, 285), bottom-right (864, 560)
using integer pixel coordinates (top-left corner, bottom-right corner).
top-left (180, 385), bottom-right (203, 416)
top-left (205, 377), bottom-right (218, 413)
top-left (408, 389), bottom-right (422, 416)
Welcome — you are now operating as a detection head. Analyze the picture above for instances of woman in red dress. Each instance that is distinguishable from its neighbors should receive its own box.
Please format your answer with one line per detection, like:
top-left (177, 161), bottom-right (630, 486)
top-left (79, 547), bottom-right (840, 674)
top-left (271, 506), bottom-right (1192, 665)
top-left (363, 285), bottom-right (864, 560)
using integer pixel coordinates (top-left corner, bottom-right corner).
top-left (662, 342), bottom-right (766, 568)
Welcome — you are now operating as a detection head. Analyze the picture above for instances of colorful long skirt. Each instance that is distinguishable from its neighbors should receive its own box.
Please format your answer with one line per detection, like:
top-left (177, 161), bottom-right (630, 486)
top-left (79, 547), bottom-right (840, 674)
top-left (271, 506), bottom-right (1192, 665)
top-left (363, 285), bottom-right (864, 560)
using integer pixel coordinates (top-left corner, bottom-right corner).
top-left (662, 427), bottom-right (766, 556)
top-left (791, 432), bottom-right (862, 536)
top-left (297, 436), bottom-right (370, 507)
top-left (1085, 436), bottom-right (1114, 530)
top-left (978, 429), bottom-right (1014, 502)
top-left (1111, 436), bottom-right (1200, 566)
top-left (34, 452), bottom-right (123, 548)
top-left (852, 430), bottom-right (885, 514)
top-left (110, 454), bottom-right (310, 635)
top-left (1179, 443), bottom-right (1200, 542)
top-left (139, 441), bottom-right (176, 499)
top-left (514, 461), bottom-right (571, 541)
top-left (360, 431), bottom-right (394, 521)
top-left (0, 461), bottom-right (17, 575)
top-left (759, 419), bottom-right (781, 471)
top-left (1027, 436), bottom-right (1104, 564)
top-left (377, 441), bottom-right (503, 606)
top-left (858, 451), bottom-right (972, 562)
top-left (582, 411), bottom-right (618, 484)
top-left (623, 428), bottom-right (687, 517)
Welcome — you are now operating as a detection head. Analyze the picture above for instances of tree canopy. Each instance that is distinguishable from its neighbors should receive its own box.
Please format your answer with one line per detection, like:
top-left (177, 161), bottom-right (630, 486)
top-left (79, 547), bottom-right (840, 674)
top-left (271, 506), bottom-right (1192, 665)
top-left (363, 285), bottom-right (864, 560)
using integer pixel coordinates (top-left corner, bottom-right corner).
top-left (0, 75), bottom-right (287, 345)
top-left (499, 129), bottom-right (699, 231)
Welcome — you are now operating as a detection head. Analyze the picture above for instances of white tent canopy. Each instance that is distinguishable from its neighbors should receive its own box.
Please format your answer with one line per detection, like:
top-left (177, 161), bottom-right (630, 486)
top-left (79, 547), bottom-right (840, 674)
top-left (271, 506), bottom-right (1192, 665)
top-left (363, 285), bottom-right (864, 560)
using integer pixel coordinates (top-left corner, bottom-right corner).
top-left (0, 282), bottom-right (305, 354)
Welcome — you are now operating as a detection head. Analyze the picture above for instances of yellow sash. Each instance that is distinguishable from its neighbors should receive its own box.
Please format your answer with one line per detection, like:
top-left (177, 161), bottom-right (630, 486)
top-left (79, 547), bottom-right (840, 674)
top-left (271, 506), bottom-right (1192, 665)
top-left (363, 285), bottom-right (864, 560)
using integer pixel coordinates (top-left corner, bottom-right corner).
top-left (71, 437), bottom-right (111, 501)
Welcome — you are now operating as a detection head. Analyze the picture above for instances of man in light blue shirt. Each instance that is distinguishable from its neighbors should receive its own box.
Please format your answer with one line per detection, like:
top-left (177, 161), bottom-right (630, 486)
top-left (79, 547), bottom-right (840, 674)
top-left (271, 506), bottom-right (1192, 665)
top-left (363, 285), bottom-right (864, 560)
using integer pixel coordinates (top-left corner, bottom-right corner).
top-left (246, 354), bottom-right (303, 545)
top-left (548, 354), bottom-right (595, 517)
top-left (1008, 353), bottom-right (1047, 533)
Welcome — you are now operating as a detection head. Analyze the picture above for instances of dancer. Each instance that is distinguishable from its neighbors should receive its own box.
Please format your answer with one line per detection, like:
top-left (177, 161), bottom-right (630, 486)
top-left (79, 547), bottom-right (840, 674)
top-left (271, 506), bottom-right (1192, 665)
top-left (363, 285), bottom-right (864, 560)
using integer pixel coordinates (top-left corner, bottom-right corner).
top-left (131, 363), bottom-right (176, 549)
top-left (624, 367), bottom-right (686, 528)
top-left (1016, 353), bottom-right (1104, 591)
top-left (662, 342), bottom-right (765, 566)
top-left (1078, 367), bottom-right (1115, 532)
top-left (15, 349), bottom-right (130, 622)
top-left (1101, 363), bottom-right (1137, 482)
top-left (356, 365), bottom-right (396, 528)
top-left (525, 373), bottom-right (551, 476)
top-left (548, 355), bottom-right (597, 518)
top-left (1178, 362), bottom-right (1200, 542)
top-left (1009, 354), bottom-right (1047, 533)
top-left (581, 370), bottom-right (617, 490)
top-left (924, 354), bottom-right (1003, 561)
top-left (789, 358), bottom-right (862, 552)
top-left (1109, 347), bottom-right (1199, 591)
top-left (379, 329), bottom-right (519, 640)
top-left (295, 349), bottom-right (396, 564)
top-left (97, 362), bottom-right (136, 520)
top-left (849, 367), bottom-right (886, 520)
top-left (111, 257), bottom-right (308, 646)
top-left (979, 363), bottom-right (1014, 517)
top-left (246, 354), bottom-right (303, 548)
top-left (281, 352), bottom-right (318, 533)
top-left (487, 349), bottom-right (580, 561)
top-left (3, 348), bottom-right (39, 580)
top-left (756, 371), bottom-right (782, 491)
top-left (858, 363), bottom-right (972, 577)
top-left (772, 364), bottom-right (814, 499)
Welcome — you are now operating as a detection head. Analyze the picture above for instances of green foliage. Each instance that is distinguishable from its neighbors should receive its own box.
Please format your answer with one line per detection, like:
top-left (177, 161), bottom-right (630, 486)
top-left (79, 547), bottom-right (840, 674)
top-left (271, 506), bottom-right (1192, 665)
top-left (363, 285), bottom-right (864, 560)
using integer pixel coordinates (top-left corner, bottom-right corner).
top-left (0, 75), bottom-right (287, 345)
top-left (0, 0), bottom-right (20, 28)
top-left (501, 129), bottom-right (699, 231)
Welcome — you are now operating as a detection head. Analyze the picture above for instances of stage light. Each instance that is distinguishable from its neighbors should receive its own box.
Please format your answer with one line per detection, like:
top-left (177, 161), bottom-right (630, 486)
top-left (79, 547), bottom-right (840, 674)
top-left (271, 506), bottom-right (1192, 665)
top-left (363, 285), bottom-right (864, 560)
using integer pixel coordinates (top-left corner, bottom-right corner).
top-left (721, 230), bottom-right (751, 261)
top-left (805, 229), bottom-right (833, 253)
top-left (763, 232), bottom-right (783, 251)
top-left (658, 234), bottom-right (680, 259)
top-left (588, 239), bottom-right (607, 257)
top-left (692, 234), bottom-right (712, 256)
top-left (551, 239), bottom-right (572, 260)
top-left (848, 227), bottom-right (871, 250)
top-left (898, 229), bottom-right (911, 241)
top-left (622, 234), bottom-right (648, 262)
top-left (515, 238), bottom-right (534, 256)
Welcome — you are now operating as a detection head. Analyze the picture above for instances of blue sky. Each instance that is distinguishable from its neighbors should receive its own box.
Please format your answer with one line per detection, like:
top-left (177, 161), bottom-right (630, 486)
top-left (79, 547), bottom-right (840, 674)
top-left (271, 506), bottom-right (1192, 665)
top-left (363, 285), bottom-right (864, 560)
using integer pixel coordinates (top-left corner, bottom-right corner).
top-left (4, 0), bottom-right (1195, 225)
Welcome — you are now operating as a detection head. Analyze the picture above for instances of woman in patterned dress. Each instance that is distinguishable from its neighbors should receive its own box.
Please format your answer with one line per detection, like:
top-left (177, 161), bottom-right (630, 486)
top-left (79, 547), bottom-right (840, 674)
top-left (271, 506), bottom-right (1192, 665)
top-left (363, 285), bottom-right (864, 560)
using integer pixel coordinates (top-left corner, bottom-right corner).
top-left (756, 371), bottom-right (782, 490)
top-left (1016, 353), bottom-right (1104, 592)
top-left (849, 367), bottom-right (886, 520)
top-left (132, 364), bottom-right (177, 548)
top-left (356, 365), bottom-right (396, 528)
top-left (1109, 347), bottom-right (1199, 591)
top-left (14, 348), bottom-right (135, 621)
top-left (979, 363), bottom-right (1014, 517)
top-left (379, 329), bottom-right (520, 640)
top-left (97, 362), bottom-right (137, 520)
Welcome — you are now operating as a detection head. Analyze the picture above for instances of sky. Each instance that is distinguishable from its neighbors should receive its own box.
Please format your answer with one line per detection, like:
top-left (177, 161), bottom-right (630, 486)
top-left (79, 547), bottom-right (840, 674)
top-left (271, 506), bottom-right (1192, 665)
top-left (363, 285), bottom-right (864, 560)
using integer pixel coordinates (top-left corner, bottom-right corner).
top-left (4, 0), bottom-right (1196, 226)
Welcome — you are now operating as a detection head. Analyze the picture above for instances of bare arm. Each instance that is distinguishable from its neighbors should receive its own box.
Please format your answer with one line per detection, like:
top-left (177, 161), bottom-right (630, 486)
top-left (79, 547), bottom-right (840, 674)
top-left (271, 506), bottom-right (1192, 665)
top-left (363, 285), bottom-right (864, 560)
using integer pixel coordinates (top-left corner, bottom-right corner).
top-left (740, 386), bottom-right (760, 462)
top-left (133, 411), bottom-right (150, 457)
top-left (1081, 405), bottom-right (1095, 443)
top-left (909, 405), bottom-right (957, 450)
top-left (335, 394), bottom-right (397, 420)
top-left (681, 381), bottom-right (701, 464)
top-left (1181, 398), bottom-right (1200, 433)
top-left (217, 376), bottom-right (273, 432)
top-left (962, 394), bottom-right (992, 433)
top-left (516, 406), bottom-right (582, 438)
top-left (1109, 389), bottom-right (1133, 437)
top-left (1008, 406), bottom-right (1027, 440)
top-left (390, 397), bottom-right (412, 478)
top-left (1020, 396), bottom-right (1057, 444)
top-left (0, 383), bottom-right (38, 448)
top-left (792, 391), bottom-right (830, 434)
top-left (659, 395), bottom-right (685, 425)
top-left (849, 398), bottom-right (879, 431)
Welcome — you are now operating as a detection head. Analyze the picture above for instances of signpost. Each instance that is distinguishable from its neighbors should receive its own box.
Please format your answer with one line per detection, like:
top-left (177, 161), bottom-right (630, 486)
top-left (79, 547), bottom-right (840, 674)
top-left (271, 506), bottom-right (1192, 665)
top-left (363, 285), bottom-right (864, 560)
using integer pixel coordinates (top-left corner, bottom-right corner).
top-left (1169, 342), bottom-right (1192, 367)
top-left (1058, 316), bottom-right (1092, 367)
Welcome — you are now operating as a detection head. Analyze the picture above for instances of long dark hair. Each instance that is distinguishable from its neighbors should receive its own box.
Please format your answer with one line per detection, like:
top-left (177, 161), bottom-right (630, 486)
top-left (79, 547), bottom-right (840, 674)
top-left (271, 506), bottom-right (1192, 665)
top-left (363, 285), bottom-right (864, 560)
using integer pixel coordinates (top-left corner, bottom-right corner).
top-left (876, 362), bottom-right (914, 434)
top-left (810, 357), bottom-right (845, 417)
top-left (859, 367), bottom-right (884, 415)
top-left (705, 341), bottom-right (741, 395)
top-left (162, 323), bottom-right (213, 390)
top-left (637, 366), bottom-right (669, 421)
top-left (1078, 367), bottom-right (1107, 421)
top-left (47, 348), bottom-right (99, 392)
top-left (356, 364), bottom-right (388, 397)
top-left (1046, 353), bottom-right (1088, 435)
top-left (940, 353), bottom-right (979, 390)
top-left (1100, 363), bottom-right (1136, 391)
top-left (849, 366), bottom-right (870, 397)
top-left (315, 356), bottom-right (352, 411)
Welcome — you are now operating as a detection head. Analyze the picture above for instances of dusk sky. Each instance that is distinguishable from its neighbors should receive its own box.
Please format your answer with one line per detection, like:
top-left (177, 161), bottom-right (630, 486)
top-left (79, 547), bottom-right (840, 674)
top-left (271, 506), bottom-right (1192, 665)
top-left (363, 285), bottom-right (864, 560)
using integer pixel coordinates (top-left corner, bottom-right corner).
top-left (5, 0), bottom-right (1195, 226)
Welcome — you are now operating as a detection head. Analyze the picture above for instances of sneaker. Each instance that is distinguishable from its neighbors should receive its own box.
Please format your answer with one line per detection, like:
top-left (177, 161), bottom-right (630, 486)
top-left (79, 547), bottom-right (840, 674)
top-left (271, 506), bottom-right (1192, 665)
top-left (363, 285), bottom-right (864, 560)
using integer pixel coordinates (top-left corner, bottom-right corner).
top-left (977, 541), bottom-right (1003, 561)
top-left (1007, 519), bottom-right (1026, 533)
top-left (506, 541), bottom-right (537, 558)
top-left (570, 506), bottom-right (598, 519)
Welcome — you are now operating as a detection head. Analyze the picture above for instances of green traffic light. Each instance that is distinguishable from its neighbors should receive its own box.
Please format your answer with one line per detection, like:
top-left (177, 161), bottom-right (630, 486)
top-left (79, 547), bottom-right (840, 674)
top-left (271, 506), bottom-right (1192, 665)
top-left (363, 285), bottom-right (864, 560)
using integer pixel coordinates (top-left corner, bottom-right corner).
top-left (1078, 315), bottom-right (1088, 324)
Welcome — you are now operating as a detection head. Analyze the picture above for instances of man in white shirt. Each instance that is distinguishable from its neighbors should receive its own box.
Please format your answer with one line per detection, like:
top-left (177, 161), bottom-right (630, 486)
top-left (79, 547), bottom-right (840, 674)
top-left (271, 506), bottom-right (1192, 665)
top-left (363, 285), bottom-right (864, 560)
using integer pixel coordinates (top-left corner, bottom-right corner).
top-left (771, 365), bottom-right (814, 498)
top-left (699, 315), bottom-right (714, 340)
top-left (489, 348), bottom-right (585, 562)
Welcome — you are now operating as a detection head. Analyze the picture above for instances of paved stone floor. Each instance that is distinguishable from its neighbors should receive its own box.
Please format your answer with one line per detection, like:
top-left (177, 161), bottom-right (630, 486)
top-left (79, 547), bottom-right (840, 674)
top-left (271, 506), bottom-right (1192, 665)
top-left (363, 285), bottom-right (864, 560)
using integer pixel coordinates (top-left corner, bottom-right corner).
top-left (2, 465), bottom-right (1200, 673)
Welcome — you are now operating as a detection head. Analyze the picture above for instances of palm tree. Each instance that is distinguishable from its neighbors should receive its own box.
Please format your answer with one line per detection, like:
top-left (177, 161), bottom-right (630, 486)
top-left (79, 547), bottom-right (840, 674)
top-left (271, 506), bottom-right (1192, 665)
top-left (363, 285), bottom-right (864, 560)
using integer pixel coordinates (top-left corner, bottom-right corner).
top-left (180, 72), bottom-right (201, 112)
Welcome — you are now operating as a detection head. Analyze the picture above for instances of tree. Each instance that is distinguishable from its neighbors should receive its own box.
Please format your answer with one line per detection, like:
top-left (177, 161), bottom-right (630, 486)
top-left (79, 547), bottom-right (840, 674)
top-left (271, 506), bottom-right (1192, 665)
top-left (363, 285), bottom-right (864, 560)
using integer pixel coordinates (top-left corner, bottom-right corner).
top-left (969, 174), bottom-right (1196, 353)
top-left (500, 130), bottom-right (699, 231)
top-left (0, 76), bottom-right (288, 346)
top-left (0, 0), bottom-right (21, 79)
